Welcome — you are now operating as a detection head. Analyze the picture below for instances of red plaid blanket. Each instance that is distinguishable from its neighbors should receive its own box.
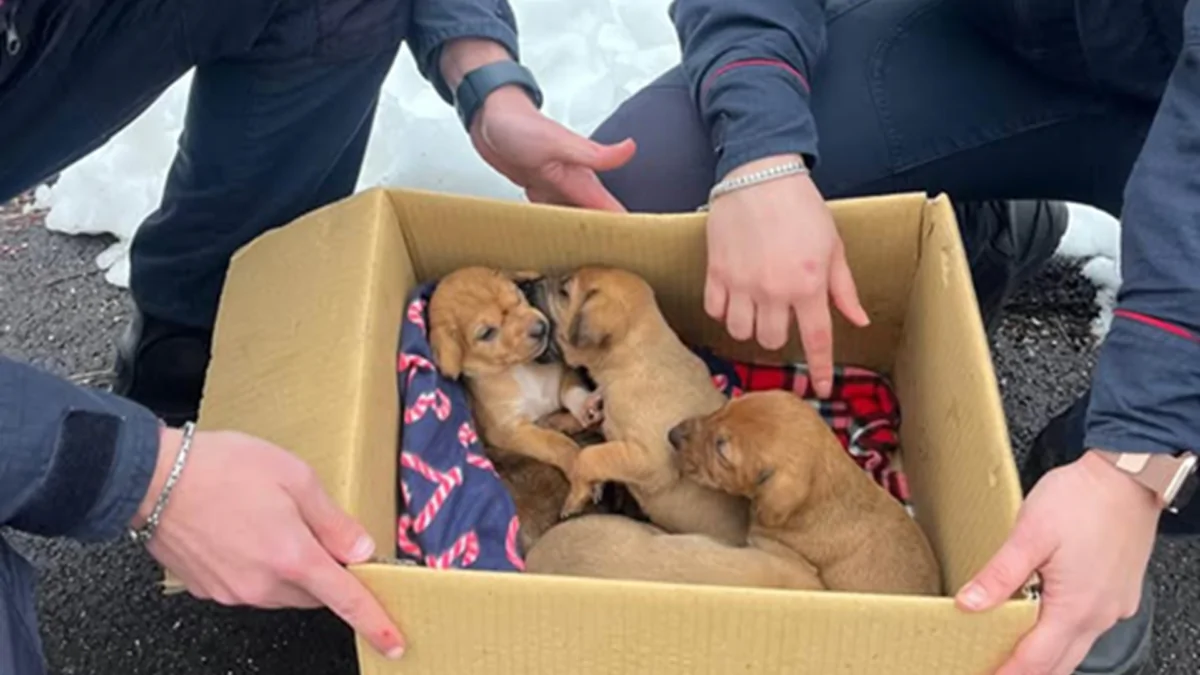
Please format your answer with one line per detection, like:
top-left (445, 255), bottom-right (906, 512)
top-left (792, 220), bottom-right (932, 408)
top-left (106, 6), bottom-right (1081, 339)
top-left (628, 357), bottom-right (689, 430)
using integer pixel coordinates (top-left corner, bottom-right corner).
top-left (699, 350), bottom-right (913, 515)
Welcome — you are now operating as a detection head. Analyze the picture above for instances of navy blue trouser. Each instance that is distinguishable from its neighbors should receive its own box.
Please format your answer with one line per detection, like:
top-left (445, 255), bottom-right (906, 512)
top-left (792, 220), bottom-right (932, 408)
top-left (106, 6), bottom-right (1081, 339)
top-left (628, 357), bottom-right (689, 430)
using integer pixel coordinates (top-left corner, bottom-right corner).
top-left (0, 0), bottom-right (405, 671)
top-left (0, 0), bottom-right (407, 330)
top-left (591, 0), bottom-right (1200, 538)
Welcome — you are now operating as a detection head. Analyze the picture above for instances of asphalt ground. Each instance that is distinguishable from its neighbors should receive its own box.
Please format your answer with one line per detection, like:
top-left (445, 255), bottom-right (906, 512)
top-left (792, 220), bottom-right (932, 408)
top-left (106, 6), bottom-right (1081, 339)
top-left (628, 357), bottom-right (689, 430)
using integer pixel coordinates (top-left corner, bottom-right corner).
top-left (2, 191), bottom-right (1199, 674)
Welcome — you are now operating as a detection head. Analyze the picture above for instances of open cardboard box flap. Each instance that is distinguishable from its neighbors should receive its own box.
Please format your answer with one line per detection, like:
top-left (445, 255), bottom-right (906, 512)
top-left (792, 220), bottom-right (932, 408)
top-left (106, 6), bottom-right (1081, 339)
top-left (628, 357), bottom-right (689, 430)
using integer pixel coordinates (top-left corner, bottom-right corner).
top-left (188, 187), bottom-right (1038, 674)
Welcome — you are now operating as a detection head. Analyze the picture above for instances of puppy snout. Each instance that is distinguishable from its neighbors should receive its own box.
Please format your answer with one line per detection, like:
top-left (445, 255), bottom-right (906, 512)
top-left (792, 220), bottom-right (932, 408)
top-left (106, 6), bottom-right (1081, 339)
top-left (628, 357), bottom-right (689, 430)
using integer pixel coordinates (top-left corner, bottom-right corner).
top-left (668, 422), bottom-right (687, 451)
top-left (529, 319), bottom-right (549, 340)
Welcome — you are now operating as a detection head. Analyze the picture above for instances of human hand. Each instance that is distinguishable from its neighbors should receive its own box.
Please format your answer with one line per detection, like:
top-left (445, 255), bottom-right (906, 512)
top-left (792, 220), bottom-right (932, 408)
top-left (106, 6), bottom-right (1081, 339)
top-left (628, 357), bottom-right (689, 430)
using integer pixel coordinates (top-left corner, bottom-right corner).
top-left (437, 39), bottom-right (636, 210)
top-left (704, 154), bottom-right (869, 398)
top-left (955, 450), bottom-right (1161, 675)
top-left (134, 427), bottom-right (405, 660)
top-left (472, 86), bottom-right (637, 211)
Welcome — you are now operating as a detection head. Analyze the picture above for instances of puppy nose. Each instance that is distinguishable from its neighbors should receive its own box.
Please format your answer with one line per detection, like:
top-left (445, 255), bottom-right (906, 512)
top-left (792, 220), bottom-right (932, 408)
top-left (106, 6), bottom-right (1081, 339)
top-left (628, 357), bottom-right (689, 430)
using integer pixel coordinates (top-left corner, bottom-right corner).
top-left (529, 319), bottom-right (548, 339)
top-left (668, 423), bottom-right (686, 450)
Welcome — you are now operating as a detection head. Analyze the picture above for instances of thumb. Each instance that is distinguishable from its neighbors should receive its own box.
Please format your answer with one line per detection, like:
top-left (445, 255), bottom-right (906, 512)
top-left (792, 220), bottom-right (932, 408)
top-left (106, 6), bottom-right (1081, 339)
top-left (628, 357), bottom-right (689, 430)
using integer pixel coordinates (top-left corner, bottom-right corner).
top-left (957, 518), bottom-right (1051, 612)
top-left (557, 133), bottom-right (637, 171)
top-left (287, 467), bottom-right (376, 565)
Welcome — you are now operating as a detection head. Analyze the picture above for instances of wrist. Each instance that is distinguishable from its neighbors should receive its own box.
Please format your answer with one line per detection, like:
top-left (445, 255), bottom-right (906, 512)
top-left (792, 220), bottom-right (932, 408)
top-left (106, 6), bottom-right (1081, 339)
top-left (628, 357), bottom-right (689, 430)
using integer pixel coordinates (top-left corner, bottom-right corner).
top-left (131, 426), bottom-right (182, 529)
top-left (439, 38), bottom-right (514, 92)
top-left (1080, 450), bottom-right (1164, 512)
top-left (724, 153), bottom-right (807, 181)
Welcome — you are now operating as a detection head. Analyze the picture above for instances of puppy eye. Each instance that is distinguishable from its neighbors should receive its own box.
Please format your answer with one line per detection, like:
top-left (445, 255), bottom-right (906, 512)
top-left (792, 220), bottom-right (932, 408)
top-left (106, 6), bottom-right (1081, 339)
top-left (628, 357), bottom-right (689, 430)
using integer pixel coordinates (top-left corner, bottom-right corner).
top-left (715, 437), bottom-right (730, 462)
top-left (476, 326), bottom-right (498, 342)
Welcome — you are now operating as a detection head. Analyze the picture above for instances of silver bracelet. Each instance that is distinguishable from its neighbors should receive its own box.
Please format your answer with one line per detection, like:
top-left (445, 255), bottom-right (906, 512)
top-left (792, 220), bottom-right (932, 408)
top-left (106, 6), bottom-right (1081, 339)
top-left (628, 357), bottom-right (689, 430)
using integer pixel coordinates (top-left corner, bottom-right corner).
top-left (130, 421), bottom-right (197, 545)
top-left (697, 160), bottom-right (810, 211)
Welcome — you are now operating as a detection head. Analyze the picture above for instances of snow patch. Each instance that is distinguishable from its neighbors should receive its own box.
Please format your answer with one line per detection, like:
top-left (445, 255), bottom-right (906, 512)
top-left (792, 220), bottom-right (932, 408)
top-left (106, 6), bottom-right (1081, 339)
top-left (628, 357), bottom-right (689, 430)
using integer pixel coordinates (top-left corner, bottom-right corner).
top-left (1055, 202), bottom-right (1122, 341)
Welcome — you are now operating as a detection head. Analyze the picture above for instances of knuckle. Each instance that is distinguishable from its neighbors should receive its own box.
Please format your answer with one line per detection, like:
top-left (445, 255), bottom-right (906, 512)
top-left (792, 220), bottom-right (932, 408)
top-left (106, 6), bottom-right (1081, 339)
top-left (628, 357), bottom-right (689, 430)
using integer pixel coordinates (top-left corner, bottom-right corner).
top-left (803, 327), bottom-right (832, 352)
top-left (272, 546), bottom-right (313, 585)
top-left (291, 462), bottom-right (322, 495)
top-left (984, 556), bottom-right (1029, 590)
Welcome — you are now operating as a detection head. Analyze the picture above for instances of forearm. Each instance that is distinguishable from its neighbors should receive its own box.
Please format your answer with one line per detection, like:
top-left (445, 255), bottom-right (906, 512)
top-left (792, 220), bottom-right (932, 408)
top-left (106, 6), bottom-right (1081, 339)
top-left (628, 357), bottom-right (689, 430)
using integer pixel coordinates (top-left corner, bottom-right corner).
top-left (410, 0), bottom-right (521, 104)
top-left (670, 0), bottom-right (828, 180)
top-left (0, 356), bottom-right (163, 541)
top-left (1084, 1), bottom-right (1200, 455)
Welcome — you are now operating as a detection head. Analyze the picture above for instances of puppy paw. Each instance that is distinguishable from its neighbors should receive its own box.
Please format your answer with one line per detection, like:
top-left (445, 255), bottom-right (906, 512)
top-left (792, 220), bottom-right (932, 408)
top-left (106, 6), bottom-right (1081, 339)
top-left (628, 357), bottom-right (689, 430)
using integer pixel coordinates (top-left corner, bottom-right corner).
top-left (563, 387), bottom-right (603, 430)
top-left (560, 480), bottom-right (603, 519)
top-left (579, 391), bottom-right (604, 428)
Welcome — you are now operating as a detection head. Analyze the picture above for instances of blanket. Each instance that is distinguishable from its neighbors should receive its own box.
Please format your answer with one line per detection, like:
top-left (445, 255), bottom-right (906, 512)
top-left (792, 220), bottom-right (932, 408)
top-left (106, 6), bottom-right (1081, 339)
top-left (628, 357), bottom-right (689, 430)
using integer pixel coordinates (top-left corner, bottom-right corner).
top-left (395, 282), bottom-right (911, 573)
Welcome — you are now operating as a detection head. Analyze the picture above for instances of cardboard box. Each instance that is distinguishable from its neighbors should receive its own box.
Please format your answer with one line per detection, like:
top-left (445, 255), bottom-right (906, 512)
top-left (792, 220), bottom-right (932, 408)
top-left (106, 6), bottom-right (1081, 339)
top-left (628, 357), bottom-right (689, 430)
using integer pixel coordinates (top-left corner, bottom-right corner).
top-left (193, 187), bottom-right (1039, 674)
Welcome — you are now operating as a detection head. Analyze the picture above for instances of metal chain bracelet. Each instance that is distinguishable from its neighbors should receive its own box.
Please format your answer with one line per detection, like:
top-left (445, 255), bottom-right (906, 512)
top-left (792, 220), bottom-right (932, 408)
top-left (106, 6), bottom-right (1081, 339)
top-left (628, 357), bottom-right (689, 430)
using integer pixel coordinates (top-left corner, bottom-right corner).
top-left (129, 420), bottom-right (197, 545)
top-left (697, 160), bottom-right (810, 212)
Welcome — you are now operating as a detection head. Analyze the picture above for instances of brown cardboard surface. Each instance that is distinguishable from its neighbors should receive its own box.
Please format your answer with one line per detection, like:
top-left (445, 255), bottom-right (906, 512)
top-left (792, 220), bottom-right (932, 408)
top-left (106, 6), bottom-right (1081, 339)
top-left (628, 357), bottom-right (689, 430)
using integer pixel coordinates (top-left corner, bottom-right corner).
top-left (193, 187), bottom-right (1038, 674)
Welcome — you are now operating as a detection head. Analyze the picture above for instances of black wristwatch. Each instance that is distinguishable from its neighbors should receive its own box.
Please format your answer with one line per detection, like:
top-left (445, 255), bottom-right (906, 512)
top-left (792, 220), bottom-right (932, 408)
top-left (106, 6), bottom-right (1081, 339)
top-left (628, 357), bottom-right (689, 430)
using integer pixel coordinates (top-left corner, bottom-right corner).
top-left (453, 61), bottom-right (544, 130)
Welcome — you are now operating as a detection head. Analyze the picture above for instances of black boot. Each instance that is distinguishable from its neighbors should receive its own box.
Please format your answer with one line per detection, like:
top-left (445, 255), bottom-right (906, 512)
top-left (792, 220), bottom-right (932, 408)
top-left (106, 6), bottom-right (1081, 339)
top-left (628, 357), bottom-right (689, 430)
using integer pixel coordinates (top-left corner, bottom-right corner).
top-left (1023, 394), bottom-right (1156, 675)
top-left (112, 309), bottom-right (212, 427)
top-left (954, 199), bottom-right (1069, 334)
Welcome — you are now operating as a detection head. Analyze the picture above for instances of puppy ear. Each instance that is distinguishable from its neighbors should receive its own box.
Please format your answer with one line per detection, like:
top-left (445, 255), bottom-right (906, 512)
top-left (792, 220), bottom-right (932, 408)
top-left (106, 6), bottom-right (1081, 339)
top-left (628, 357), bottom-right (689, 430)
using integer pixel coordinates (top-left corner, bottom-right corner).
top-left (429, 322), bottom-right (464, 380)
top-left (753, 468), bottom-right (808, 530)
top-left (567, 310), bottom-right (609, 350)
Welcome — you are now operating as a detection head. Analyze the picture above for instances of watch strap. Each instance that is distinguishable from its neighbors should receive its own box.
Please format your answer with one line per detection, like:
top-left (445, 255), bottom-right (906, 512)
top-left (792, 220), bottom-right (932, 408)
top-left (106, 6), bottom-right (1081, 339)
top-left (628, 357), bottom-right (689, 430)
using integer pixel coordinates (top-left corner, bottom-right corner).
top-left (1093, 450), bottom-right (1200, 512)
top-left (454, 61), bottom-right (543, 130)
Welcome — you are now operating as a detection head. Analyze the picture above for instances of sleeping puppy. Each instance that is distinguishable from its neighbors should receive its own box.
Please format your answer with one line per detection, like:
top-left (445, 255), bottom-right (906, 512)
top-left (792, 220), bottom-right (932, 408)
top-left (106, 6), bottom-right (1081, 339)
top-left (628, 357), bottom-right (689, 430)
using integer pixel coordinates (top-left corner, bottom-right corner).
top-left (669, 390), bottom-right (942, 596)
top-left (530, 265), bottom-right (749, 546)
top-left (428, 266), bottom-right (603, 482)
top-left (526, 514), bottom-right (824, 591)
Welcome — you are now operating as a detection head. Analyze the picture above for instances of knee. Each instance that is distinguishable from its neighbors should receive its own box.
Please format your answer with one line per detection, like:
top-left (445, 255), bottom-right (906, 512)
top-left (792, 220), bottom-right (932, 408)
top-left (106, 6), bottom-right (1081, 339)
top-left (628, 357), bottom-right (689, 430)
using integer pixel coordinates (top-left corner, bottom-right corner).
top-left (589, 72), bottom-right (716, 214)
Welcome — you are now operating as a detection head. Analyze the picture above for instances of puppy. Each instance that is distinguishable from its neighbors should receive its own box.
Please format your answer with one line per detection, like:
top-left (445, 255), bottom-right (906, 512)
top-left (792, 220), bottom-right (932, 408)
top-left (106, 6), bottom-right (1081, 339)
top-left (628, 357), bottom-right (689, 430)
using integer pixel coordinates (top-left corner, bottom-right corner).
top-left (526, 514), bottom-right (824, 591)
top-left (492, 452), bottom-right (573, 552)
top-left (428, 266), bottom-right (603, 481)
top-left (670, 390), bottom-right (942, 596)
top-left (530, 265), bottom-right (749, 546)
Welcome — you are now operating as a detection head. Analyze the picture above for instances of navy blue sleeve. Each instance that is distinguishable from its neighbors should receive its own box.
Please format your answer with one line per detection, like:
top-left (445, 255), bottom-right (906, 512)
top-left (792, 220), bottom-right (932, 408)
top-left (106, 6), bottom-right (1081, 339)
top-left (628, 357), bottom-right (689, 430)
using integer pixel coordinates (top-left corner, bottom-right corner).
top-left (669, 0), bottom-right (826, 181)
top-left (409, 0), bottom-right (522, 104)
top-left (0, 356), bottom-right (161, 542)
top-left (1084, 0), bottom-right (1200, 456)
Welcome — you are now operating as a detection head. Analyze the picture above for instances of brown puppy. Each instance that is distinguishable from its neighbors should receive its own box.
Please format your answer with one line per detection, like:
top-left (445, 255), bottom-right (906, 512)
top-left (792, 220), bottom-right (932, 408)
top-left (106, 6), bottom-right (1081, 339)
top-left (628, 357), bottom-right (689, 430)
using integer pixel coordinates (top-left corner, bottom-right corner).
top-left (428, 266), bottom-right (602, 482)
top-left (531, 265), bottom-right (749, 546)
top-left (670, 389), bottom-right (942, 596)
top-left (493, 453), bottom-right (572, 551)
top-left (526, 514), bottom-right (824, 591)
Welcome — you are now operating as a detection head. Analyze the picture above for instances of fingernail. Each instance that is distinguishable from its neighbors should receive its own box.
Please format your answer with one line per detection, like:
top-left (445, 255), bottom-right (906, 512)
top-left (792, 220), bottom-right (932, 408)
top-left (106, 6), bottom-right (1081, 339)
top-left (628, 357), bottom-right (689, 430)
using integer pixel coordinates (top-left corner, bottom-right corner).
top-left (958, 582), bottom-right (987, 610)
top-left (386, 645), bottom-right (406, 660)
top-left (349, 535), bottom-right (375, 563)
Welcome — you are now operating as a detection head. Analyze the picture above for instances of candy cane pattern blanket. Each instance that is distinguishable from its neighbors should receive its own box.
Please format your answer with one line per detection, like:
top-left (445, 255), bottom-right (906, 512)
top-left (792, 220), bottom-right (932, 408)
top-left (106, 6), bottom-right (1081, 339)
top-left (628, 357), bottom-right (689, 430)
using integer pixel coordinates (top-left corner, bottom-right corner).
top-left (395, 282), bottom-right (912, 573)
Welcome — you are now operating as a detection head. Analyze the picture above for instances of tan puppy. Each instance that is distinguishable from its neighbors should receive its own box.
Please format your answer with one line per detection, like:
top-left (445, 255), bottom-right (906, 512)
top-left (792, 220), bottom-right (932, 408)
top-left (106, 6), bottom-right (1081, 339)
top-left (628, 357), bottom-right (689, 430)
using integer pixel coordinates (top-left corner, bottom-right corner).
top-left (526, 514), bottom-right (824, 591)
top-left (428, 266), bottom-right (602, 481)
top-left (531, 265), bottom-right (749, 546)
top-left (670, 390), bottom-right (943, 596)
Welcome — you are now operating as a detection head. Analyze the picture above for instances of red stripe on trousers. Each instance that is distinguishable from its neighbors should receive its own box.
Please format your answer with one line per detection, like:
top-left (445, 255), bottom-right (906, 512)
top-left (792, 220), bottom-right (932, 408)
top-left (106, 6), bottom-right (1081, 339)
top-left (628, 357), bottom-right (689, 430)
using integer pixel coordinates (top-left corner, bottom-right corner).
top-left (1113, 309), bottom-right (1200, 343)
top-left (704, 59), bottom-right (811, 94)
